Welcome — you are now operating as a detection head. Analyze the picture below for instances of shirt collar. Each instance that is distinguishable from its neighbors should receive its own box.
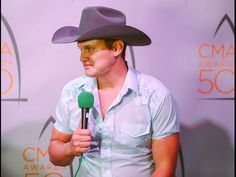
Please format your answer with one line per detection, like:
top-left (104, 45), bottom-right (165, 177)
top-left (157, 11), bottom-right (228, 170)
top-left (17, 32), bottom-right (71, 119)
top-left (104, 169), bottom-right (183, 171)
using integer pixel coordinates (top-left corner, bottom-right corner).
top-left (78, 64), bottom-right (139, 95)
top-left (77, 76), bottom-right (96, 92)
top-left (123, 64), bottom-right (139, 95)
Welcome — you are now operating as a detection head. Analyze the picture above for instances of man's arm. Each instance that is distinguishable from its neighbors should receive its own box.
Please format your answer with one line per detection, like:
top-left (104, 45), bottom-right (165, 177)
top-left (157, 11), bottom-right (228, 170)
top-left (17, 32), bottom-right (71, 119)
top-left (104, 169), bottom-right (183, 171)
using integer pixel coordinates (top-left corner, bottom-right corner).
top-left (151, 133), bottom-right (180, 177)
top-left (48, 127), bottom-right (91, 166)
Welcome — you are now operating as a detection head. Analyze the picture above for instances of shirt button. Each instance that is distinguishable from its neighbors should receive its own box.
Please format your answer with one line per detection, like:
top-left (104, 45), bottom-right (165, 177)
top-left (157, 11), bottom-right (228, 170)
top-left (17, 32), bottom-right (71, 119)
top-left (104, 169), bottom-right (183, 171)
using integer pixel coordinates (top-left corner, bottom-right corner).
top-left (103, 146), bottom-right (108, 150)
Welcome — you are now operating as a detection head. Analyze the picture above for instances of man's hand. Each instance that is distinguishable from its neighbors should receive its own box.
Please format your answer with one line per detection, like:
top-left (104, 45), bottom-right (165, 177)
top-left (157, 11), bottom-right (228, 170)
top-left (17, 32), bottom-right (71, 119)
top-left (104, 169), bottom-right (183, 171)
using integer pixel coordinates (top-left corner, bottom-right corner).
top-left (68, 129), bottom-right (92, 156)
top-left (48, 128), bottom-right (91, 166)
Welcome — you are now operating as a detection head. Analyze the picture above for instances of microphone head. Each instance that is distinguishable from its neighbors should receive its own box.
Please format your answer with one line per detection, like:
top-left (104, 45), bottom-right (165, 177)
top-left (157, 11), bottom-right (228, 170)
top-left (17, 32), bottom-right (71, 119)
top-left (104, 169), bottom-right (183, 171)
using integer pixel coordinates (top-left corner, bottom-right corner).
top-left (77, 91), bottom-right (94, 108)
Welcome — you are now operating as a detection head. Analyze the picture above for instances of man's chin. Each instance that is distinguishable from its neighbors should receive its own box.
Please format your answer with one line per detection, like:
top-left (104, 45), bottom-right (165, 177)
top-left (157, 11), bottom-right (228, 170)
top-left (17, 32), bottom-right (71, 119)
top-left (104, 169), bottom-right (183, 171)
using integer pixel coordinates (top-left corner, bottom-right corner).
top-left (84, 72), bottom-right (96, 77)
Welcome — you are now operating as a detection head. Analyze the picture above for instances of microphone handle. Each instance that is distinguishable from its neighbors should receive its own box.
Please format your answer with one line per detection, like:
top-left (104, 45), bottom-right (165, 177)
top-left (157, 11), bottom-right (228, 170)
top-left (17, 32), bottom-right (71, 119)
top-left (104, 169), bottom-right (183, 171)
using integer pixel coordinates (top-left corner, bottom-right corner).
top-left (81, 108), bottom-right (90, 129)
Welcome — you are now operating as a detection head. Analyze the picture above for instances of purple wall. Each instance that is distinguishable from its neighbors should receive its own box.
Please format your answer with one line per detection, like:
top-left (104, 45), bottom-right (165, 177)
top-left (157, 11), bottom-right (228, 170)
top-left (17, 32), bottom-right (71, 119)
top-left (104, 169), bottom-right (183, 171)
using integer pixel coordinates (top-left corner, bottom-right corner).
top-left (1, 0), bottom-right (234, 176)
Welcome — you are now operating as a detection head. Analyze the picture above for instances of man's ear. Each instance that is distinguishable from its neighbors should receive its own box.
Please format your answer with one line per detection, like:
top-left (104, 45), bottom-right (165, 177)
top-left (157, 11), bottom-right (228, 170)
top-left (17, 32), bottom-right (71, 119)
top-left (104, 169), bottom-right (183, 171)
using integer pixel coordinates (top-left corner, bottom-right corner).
top-left (112, 40), bottom-right (124, 57)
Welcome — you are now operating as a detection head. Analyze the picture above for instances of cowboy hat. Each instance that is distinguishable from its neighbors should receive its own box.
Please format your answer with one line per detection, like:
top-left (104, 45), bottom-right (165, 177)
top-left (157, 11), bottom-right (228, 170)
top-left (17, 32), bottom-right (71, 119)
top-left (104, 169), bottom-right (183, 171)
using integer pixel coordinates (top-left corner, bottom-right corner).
top-left (52, 6), bottom-right (151, 46)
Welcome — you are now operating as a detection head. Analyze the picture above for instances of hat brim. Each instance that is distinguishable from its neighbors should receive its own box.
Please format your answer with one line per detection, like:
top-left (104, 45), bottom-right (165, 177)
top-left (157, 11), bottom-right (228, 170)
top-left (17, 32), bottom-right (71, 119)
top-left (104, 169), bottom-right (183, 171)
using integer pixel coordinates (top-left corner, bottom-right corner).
top-left (52, 25), bottom-right (151, 46)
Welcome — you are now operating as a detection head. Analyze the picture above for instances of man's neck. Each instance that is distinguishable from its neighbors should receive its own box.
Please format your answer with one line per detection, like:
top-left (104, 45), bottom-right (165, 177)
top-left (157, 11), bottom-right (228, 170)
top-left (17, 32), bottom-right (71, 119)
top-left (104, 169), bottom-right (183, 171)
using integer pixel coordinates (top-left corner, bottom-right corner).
top-left (97, 59), bottom-right (128, 91)
top-left (97, 58), bottom-right (128, 118)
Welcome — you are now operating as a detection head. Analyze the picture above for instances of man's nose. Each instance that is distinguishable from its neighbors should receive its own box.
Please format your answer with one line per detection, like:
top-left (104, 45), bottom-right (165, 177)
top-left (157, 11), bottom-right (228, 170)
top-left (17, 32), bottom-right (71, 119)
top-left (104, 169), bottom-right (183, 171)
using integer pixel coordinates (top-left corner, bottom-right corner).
top-left (80, 51), bottom-right (89, 62)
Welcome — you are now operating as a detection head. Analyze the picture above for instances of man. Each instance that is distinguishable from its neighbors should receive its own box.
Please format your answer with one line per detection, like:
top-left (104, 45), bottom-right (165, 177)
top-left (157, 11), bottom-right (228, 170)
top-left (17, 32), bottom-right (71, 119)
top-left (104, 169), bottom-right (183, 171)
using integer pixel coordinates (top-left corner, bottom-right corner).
top-left (48, 6), bottom-right (180, 177)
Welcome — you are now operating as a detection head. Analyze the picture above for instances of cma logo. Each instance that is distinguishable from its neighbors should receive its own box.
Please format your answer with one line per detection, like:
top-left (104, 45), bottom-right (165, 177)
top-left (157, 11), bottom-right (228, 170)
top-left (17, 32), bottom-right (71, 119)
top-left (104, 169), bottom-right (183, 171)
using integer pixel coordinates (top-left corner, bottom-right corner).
top-left (198, 14), bottom-right (235, 100)
top-left (1, 13), bottom-right (28, 102)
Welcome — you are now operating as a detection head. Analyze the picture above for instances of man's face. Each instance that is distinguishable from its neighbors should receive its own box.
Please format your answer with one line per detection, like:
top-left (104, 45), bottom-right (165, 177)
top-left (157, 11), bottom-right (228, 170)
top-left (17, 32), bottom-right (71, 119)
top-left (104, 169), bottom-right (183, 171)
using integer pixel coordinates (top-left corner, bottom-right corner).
top-left (77, 39), bottom-right (116, 77)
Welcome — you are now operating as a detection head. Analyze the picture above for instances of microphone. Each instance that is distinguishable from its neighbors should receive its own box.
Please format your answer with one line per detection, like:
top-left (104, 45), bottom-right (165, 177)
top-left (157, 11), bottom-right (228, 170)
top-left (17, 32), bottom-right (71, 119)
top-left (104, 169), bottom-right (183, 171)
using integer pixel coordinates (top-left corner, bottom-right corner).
top-left (77, 91), bottom-right (94, 129)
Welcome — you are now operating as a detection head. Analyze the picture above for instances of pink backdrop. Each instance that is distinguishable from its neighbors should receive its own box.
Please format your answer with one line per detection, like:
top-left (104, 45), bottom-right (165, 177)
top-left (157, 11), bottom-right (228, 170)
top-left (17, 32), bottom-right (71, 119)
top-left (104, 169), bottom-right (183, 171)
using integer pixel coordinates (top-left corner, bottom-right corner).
top-left (1, 0), bottom-right (234, 176)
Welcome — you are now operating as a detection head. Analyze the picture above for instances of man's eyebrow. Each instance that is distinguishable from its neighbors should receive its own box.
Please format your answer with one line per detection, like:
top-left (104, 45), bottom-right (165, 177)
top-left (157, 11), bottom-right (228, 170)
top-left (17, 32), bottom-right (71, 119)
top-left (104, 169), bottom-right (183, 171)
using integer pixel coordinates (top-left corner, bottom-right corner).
top-left (79, 44), bottom-right (94, 50)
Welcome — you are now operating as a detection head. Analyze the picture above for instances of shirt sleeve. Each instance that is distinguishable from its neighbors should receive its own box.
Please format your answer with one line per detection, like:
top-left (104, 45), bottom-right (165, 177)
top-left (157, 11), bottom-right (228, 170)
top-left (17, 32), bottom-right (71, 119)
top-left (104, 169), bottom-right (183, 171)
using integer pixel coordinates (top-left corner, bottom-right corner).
top-left (54, 86), bottom-right (74, 134)
top-left (151, 93), bottom-right (180, 139)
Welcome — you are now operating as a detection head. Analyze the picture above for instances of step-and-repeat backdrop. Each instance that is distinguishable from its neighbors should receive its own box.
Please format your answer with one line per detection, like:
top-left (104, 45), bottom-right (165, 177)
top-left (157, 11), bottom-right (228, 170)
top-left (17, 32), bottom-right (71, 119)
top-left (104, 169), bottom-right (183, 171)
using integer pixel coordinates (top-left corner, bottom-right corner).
top-left (1, 0), bottom-right (234, 177)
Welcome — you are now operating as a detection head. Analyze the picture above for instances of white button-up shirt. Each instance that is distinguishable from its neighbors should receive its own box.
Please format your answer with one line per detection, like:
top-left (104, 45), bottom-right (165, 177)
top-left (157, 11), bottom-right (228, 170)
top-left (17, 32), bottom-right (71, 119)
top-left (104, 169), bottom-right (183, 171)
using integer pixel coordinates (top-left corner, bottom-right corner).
top-left (54, 66), bottom-right (180, 177)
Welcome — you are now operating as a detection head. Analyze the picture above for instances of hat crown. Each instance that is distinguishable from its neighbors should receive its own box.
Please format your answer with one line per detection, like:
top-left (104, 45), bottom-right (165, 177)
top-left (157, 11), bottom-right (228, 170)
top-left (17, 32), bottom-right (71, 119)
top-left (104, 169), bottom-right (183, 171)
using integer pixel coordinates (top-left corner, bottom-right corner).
top-left (52, 6), bottom-right (151, 45)
top-left (79, 6), bottom-right (126, 34)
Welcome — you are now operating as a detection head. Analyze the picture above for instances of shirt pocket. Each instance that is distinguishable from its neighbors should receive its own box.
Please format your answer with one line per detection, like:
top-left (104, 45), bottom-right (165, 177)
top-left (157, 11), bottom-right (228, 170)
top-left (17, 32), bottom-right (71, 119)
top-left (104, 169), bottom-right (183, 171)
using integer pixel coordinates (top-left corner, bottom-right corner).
top-left (119, 123), bottom-right (151, 151)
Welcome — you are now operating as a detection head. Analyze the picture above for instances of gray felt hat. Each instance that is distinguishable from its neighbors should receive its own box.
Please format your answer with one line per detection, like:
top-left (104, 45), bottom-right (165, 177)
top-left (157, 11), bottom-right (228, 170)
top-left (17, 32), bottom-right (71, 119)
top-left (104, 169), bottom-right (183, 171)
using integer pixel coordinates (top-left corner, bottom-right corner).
top-left (52, 6), bottom-right (151, 46)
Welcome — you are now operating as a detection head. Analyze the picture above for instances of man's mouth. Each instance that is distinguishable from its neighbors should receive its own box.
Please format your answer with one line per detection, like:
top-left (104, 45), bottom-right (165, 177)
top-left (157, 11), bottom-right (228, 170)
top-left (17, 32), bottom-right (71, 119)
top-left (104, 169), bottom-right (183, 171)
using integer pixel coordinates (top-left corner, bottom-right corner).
top-left (83, 63), bottom-right (93, 68)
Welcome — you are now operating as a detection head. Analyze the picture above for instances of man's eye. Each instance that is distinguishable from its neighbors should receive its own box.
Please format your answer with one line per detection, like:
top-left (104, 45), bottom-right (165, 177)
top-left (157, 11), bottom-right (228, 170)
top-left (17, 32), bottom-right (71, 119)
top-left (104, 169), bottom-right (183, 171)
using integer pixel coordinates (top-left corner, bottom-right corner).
top-left (79, 46), bottom-right (95, 54)
top-left (85, 47), bottom-right (94, 52)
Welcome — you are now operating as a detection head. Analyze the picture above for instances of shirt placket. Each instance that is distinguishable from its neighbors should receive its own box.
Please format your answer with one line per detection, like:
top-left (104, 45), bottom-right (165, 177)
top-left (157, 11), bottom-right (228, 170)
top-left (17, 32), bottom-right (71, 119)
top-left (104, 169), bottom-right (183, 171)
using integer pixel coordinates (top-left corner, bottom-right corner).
top-left (100, 110), bottom-right (114, 177)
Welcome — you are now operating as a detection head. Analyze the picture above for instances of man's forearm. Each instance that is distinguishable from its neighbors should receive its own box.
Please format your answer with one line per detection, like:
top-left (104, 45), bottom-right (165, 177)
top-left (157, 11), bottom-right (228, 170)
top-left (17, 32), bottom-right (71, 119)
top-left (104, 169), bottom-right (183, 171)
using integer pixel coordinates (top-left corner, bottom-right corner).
top-left (151, 168), bottom-right (175, 177)
top-left (48, 140), bottom-right (75, 166)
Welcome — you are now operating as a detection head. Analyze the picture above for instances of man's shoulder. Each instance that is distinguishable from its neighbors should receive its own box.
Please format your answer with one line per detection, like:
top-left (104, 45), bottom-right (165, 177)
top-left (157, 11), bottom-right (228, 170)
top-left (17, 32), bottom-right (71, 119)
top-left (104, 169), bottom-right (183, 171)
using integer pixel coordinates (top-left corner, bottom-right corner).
top-left (62, 75), bottom-right (95, 95)
top-left (135, 72), bottom-right (173, 107)
top-left (137, 72), bottom-right (170, 96)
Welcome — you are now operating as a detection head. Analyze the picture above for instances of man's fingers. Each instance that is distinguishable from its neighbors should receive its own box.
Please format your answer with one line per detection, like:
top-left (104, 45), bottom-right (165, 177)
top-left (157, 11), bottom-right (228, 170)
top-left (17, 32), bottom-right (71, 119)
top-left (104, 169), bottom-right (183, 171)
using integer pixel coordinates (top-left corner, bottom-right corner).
top-left (72, 141), bottom-right (91, 147)
top-left (74, 129), bottom-right (91, 135)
